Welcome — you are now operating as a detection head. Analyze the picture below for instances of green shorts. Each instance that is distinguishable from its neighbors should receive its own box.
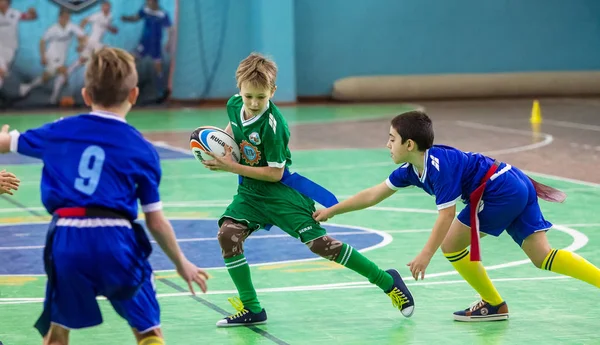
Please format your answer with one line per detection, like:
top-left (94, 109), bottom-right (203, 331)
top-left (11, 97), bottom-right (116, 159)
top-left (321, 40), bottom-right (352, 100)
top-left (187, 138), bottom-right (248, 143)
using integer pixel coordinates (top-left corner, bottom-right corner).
top-left (218, 179), bottom-right (327, 243)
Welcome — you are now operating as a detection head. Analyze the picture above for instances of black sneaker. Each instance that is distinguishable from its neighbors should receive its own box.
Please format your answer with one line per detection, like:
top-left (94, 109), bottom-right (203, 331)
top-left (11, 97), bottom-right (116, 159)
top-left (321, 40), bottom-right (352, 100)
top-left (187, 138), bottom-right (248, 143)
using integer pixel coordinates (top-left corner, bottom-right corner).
top-left (216, 297), bottom-right (268, 327)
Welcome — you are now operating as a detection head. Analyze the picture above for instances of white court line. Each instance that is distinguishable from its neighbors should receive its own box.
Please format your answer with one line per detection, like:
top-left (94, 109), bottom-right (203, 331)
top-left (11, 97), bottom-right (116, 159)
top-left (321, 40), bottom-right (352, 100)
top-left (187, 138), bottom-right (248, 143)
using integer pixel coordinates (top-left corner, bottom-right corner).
top-left (157, 161), bottom-right (397, 181)
top-left (523, 170), bottom-right (600, 188)
top-left (561, 223), bottom-right (600, 228)
top-left (455, 121), bottom-right (554, 155)
top-left (561, 188), bottom-right (600, 193)
top-left (0, 276), bottom-right (572, 305)
top-left (152, 141), bottom-right (192, 155)
top-left (543, 119), bottom-right (600, 132)
top-left (382, 229), bottom-right (431, 233)
top-left (0, 207), bottom-right (45, 213)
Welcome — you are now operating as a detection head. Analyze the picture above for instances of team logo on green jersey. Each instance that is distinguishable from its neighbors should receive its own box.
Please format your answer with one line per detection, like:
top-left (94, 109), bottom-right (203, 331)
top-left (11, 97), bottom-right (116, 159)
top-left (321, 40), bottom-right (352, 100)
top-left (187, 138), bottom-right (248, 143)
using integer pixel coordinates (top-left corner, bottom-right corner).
top-left (249, 132), bottom-right (261, 145)
top-left (240, 140), bottom-right (261, 166)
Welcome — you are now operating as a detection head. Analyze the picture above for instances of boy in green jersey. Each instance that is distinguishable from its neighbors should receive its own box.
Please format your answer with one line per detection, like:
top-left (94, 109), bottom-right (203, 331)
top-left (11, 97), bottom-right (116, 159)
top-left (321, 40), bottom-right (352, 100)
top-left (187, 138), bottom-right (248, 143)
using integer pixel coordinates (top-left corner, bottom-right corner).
top-left (202, 52), bottom-right (415, 327)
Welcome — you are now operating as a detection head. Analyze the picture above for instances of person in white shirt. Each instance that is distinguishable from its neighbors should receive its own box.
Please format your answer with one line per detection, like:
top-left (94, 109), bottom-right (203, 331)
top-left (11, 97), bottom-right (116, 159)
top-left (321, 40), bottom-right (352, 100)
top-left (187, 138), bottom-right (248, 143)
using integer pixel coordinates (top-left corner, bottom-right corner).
top-left (19, 8), bottom-right (87, 104)
top-left (72, 1), bottom-right (117, 72)
top-left (0, 0), bottom-right (37, 90)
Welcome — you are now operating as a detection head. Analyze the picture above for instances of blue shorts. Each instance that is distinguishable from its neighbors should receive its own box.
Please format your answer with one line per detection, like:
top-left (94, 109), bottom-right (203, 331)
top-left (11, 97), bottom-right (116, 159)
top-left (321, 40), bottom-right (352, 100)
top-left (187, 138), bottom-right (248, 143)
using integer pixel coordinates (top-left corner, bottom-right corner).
top-left (136, 42), bottom-right (162, 61)
top-left (46, 222), bottom-right (160, 333)
top-left (457, 166), bottom-right (553, 246)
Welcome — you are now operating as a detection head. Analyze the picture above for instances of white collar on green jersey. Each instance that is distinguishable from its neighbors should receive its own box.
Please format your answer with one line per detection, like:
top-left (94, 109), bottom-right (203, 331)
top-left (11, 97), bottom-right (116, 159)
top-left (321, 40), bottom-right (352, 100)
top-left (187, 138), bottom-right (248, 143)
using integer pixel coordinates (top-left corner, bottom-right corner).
top-left (240, 102), bottom-right (270, 126)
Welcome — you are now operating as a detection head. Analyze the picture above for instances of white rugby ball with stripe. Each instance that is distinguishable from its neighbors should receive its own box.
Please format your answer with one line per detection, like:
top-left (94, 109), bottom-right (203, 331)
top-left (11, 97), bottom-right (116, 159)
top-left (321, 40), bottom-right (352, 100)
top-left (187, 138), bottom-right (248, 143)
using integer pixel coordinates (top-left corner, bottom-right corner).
top-left (189, 126), bottom-right (241, 163)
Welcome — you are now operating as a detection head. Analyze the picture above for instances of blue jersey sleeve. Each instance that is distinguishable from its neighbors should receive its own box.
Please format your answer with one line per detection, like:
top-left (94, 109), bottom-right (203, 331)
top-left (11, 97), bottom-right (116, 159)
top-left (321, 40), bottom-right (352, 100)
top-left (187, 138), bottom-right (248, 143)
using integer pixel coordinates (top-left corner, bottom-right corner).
top-left (163, 12), bottom-right (172, 27)
top-left (385, 164), bottom-right (412, 190)
top-left (10, 122), bottom-right (56, 159)
top-left (135, 145), bottom-right (162, 213)
top-left (430, 158), bottom-right (462, 210)
top-left (138, 8), bottom-right (146, 18)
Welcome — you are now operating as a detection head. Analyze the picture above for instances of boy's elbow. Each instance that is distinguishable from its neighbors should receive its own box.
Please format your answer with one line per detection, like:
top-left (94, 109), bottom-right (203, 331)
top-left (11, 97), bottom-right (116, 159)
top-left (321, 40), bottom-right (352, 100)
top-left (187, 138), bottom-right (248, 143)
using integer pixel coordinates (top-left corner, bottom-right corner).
top-left (271, 167), bottom-right (284, 182)
top-left (145, 210), bottom-right (167, 232)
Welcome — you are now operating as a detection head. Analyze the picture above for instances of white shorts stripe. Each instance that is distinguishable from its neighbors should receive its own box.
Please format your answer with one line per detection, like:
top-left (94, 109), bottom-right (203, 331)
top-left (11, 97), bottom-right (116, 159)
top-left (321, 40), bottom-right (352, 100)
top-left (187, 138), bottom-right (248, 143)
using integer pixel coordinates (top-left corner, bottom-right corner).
top-left (56, 218), bottom-right (132, 228)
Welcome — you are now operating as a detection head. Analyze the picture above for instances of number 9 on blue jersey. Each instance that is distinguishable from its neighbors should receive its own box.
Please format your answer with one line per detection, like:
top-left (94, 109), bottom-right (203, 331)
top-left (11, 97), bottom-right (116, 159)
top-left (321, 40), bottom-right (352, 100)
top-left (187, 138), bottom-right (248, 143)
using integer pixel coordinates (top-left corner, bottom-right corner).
top-left (74, 145), bottom-right (106, 195)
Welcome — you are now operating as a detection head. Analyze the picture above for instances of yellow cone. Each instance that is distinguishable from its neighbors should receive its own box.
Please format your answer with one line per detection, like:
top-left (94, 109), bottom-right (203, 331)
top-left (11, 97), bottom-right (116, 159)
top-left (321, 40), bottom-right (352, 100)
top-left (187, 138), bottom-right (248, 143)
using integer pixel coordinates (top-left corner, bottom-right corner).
top-left (530, 100), bottom-right (542, 142)
top-left (530, 100), bottom-right (542, 124)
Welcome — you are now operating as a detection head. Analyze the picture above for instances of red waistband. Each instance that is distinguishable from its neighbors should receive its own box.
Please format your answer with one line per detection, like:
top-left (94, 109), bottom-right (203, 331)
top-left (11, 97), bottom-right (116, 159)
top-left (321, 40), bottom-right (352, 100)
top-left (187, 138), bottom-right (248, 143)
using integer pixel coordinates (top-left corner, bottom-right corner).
top-left (54, 207), bottom-right (128, 219)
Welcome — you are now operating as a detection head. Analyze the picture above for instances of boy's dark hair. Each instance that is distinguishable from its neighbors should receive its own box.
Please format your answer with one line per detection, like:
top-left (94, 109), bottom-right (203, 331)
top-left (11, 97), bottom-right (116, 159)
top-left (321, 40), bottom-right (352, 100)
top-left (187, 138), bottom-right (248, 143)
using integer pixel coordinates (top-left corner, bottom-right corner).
top-left (391, 110), bottom-right (434, 151)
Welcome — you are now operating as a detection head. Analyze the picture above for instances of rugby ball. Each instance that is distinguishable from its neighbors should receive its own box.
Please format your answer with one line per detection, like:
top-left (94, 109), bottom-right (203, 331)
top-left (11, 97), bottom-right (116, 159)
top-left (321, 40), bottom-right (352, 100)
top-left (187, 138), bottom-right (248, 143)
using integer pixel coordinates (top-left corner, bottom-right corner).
top-left (189, 126), bottom-right (241, 163)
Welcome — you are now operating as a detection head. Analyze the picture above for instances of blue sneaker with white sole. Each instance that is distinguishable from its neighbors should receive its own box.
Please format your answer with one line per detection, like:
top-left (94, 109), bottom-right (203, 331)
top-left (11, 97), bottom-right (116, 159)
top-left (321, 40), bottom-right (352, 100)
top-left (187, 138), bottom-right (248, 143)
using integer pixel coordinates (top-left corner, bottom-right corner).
top-left (385, 269), bottom-right (415, 317)
top-left (453, 299), bottom-right (509, 322)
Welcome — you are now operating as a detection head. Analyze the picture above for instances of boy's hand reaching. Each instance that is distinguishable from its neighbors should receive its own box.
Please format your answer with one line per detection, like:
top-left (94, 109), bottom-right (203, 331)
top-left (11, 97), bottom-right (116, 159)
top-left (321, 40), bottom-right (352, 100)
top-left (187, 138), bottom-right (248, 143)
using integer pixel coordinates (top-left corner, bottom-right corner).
top-left (0, 170), bottom-right (20, 195)
top-left (313, 208), bottom-right (334, 222)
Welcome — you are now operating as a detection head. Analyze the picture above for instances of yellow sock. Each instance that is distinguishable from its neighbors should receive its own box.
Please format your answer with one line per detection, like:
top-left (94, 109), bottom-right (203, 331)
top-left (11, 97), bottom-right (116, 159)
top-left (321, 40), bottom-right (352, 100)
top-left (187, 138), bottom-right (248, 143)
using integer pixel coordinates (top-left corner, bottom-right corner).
top-left (445, 248), bottom-right (504, 306)
top-left (139, 336), bottom-right (165, 345)
top-left (542, 249), bottom-right (600, 287)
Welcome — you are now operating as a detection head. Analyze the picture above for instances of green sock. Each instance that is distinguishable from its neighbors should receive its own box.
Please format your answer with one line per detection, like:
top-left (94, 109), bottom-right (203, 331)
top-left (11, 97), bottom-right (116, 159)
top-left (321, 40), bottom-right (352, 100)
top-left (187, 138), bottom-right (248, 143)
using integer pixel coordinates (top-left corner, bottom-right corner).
top-left (224, 254), bottom-right (262, 313)
top-left (335, 243), bottom-right (394, 292)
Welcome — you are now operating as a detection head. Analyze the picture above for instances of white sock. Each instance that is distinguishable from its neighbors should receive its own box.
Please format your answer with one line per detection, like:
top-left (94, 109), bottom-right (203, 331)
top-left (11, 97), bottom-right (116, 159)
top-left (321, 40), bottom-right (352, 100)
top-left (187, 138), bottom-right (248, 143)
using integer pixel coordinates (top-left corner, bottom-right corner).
top-left (50, 75), bottom-right (66, 103)
top-left (29, 76), bottom-right (43, 88)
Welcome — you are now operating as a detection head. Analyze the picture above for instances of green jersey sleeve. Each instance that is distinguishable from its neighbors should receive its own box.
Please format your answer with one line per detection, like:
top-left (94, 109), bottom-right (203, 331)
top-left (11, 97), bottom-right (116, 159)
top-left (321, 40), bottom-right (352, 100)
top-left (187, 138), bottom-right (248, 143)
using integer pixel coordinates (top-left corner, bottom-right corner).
top-left (261, 112), bottom-right (289, 168)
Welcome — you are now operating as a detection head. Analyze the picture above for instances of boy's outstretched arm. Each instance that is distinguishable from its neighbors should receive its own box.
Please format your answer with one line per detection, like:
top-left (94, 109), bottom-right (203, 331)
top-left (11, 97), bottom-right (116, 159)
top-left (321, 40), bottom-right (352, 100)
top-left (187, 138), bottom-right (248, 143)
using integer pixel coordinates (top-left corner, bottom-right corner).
top-left (145, 209), bottom-right (209, 295)
top-left (0, 125), bottom-right (12, 153)
top-left (407, 204), bottom-right (455, 281)
top-left (313, 181), bottom-right (396, 221)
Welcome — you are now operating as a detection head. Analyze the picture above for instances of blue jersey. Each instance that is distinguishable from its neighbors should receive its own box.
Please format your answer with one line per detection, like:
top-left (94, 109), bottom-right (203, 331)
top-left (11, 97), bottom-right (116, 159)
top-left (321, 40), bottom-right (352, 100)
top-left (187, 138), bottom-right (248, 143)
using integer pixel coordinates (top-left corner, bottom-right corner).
top-left (386, 145), bottom-right (509, 210)
top-left (10, 111), bottom-right (162, 220)
top-left (138, 7), bottom-right (171, 48)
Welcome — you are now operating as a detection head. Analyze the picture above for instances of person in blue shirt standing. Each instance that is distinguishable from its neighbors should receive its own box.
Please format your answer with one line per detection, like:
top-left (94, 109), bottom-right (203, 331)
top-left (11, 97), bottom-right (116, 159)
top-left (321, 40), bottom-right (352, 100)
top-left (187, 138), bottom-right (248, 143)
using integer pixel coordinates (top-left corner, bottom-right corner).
top-left (122, 0), bottom-right (172, 101)
top-left (0, 47), bottom-right (208, 345)
top-left (314, 110), bottom-right (600, 322)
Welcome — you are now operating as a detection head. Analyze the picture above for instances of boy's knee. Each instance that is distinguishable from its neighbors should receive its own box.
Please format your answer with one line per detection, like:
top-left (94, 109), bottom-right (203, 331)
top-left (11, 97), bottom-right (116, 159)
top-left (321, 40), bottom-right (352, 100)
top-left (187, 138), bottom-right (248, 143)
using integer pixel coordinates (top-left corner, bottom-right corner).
top-left (441, 240), bottom-right (463, 255)
top-left (217, 219), bottom-right (250, 258)
top-left (305, 236), bottom-right (343, 261)
top-left (529, 250), bottom-right (550, 269)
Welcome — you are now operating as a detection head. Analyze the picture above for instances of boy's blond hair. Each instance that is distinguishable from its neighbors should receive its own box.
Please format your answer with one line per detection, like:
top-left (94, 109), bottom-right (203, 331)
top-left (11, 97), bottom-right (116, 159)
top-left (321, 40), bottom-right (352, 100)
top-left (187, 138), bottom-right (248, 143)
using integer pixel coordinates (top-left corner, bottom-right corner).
top-left (235, 52), bottom-right (277, 90)
top-left (84, 47), bottom-right (138, 107)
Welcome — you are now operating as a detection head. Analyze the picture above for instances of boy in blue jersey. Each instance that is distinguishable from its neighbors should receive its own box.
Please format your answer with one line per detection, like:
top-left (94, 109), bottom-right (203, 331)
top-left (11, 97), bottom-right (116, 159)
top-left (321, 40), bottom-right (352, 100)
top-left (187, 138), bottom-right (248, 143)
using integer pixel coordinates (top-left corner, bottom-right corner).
top-left (121, 0), bottom-right (172, 98)
top-left (314, 110), bottom-right (600, 322)
top-left (0, 47), bottom-right (208, 345)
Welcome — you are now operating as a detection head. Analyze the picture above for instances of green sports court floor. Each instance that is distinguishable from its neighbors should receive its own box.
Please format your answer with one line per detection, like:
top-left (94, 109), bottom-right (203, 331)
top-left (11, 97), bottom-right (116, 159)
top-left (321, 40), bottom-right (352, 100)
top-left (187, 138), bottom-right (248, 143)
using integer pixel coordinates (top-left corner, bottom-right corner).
top-left (0, 98), bottom-right (599, 344)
